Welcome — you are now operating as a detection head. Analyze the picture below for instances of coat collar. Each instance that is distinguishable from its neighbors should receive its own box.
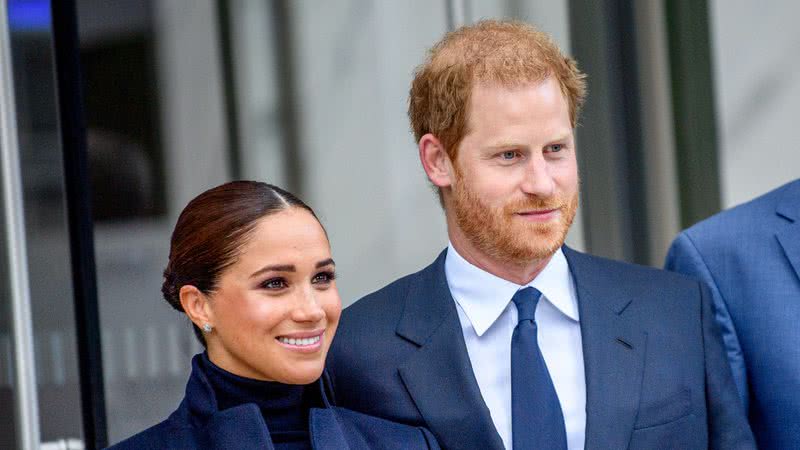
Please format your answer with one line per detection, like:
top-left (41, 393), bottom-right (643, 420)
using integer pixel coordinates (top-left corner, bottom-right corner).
top-left (776, 179), bottom-right (800, 222)
top-left (445, 243), bottom-right (579, 337)
top-left (395, 249), bottom-right (506, 450)
top-left (182, 354), bottom-right (339, 449)
top-left (182, 354), bottom-right (274, 448)
top-left (776, 179), bottom-right (800, 284)
top-left (562, 246), bottom-right (647, 449)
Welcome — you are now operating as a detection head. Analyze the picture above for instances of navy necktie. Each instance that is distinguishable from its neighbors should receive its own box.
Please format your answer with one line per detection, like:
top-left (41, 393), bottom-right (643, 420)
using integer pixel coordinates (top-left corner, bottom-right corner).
top-left (511, 287), bottom-right (568, 450)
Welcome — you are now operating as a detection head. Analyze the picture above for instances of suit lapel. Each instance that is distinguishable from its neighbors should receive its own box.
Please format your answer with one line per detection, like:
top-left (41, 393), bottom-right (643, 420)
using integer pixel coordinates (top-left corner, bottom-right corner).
top-left (396, 250), bottom-right (505, 450)
top-left (309, 409), bottom-right (352, 450)
top-left (776, 180), bottom-right (800, 284)
top-left (564, 247), bottom-right (647, 450)
top-left (201, 404), bottom-right (275, 449)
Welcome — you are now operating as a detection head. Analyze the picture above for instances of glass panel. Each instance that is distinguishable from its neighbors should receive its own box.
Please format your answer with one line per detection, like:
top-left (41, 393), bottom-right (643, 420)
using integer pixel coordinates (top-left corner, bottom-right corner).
top-left (5, 0), bottom-right (84, 445)
top-left (710, 0), bottom-right (800, 206)
top-left (77, 0), bottom-right (212, 443)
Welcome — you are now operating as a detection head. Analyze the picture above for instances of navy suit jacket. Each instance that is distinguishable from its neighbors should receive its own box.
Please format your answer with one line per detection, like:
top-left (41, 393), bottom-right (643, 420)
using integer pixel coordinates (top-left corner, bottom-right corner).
top-left (107, 354), bottom-right (439, 450)
top-left (665, 179), bottom-right (800, 449)
top-left (328, 246), bottom-right (755, 449)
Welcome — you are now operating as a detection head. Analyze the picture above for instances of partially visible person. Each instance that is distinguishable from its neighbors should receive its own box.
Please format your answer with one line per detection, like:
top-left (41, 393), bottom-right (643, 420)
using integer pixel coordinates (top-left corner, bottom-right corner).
top-left (107, 181), bottom-right (439, 450)
top-left (666, 178), bottom-right (800, 450)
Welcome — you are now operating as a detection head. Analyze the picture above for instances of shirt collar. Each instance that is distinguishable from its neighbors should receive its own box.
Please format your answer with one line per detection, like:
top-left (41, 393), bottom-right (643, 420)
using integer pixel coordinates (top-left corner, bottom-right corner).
top-left (445, 242), bottom-right (579, 337)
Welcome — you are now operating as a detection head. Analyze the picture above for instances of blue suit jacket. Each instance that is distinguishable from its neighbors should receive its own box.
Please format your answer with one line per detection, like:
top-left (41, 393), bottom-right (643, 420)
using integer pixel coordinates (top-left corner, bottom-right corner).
top-left (107, 354), bottom-right (439, 450)
top-left (328, 246), bottom-right (755, 449)
top-left (665, 179), bottom-right (800, 449)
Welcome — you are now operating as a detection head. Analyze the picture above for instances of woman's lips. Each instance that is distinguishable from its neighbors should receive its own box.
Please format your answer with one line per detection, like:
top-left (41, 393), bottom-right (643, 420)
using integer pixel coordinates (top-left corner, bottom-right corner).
top-left (276, 329), bottom-right (325, 353)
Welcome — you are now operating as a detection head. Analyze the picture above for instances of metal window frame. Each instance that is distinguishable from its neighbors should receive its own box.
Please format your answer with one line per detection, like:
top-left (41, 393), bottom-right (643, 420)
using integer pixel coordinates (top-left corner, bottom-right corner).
top-left (51, 1), bottom-right (108, 448)
top-left (0, 2), bottom-right (41, 449)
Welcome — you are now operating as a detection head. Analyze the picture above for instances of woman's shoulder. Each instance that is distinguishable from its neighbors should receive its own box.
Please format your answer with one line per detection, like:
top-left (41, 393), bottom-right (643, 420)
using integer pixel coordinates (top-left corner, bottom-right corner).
top-left (311, 406), bottom-right (440, 450)
top-left (104, 412), bottom-right (196, 450)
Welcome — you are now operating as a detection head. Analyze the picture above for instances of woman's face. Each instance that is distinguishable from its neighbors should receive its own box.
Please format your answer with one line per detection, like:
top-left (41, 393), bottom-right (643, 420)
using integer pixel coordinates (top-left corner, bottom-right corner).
top-left (203, 207), bottom-right (341, 384)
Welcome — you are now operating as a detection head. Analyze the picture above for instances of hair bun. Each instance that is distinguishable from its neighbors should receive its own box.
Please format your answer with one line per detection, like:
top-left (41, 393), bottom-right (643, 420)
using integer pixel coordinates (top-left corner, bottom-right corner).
top-left (161, 268), bottom-right (184, 312)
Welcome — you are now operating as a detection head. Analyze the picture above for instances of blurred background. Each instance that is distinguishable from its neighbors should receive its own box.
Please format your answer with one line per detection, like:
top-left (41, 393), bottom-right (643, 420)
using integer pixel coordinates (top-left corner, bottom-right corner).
top-left (1, 0), bottom-right (798, 449)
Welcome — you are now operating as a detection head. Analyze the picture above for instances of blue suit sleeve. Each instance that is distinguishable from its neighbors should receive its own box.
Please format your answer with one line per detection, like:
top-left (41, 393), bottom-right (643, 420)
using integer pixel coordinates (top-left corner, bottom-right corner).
top-left (698, 279), bottom-right (756, 448)
top-left (421, 427), bottom-right (442, 450)
top-left (665, 232), bottom-right (749, 413)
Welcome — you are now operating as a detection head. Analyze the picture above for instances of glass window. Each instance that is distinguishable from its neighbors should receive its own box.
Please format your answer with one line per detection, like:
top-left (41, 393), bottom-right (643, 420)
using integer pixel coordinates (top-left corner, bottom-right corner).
top-left (710, 0), bottom-right (800, 206)
top-left (4, 0), bottom-right (84, 446)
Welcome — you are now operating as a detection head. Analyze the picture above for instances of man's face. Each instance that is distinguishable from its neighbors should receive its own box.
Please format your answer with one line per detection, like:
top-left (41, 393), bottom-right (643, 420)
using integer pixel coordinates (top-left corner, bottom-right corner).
top-left (447, 78), bottom-right (579, 266)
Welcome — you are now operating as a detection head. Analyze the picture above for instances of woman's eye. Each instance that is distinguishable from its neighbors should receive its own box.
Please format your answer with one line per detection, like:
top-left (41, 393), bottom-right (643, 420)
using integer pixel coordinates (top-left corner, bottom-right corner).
top-left (261, 278), bottom-right (288, 289)
top-left (312, 271), bottom-right (336, 284)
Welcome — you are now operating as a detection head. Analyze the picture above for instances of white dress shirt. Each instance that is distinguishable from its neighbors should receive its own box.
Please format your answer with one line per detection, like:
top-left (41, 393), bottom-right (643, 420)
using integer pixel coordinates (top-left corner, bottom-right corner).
top-left (445, 243), bottom-right (586, 450)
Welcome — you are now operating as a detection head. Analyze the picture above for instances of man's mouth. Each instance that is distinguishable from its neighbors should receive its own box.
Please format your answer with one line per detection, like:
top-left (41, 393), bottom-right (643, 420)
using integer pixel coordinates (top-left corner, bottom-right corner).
top-left (515, 207), bottom-right (562, 220)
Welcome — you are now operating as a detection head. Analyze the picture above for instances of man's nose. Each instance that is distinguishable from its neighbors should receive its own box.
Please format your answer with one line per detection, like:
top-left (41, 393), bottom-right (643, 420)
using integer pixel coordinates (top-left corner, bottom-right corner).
top-left (520, 155), bottom-right (555, 197)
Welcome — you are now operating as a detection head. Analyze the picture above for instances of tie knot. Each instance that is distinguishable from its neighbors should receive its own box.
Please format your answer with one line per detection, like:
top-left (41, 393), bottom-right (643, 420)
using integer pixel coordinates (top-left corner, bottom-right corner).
top-left (512, 287), bottom-right (542, 322)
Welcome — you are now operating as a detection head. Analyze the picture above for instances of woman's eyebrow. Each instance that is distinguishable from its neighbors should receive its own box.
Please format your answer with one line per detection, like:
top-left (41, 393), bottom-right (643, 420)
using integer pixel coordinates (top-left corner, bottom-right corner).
top-left (250, 264), bottom-right (296, 278)
top-left (316, 258), bottom-right (335, 268)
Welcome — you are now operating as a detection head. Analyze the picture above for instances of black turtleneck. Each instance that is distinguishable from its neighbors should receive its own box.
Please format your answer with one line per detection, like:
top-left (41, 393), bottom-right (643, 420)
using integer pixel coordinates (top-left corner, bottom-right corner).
top-left (199, 352), bottom-right (321, 450)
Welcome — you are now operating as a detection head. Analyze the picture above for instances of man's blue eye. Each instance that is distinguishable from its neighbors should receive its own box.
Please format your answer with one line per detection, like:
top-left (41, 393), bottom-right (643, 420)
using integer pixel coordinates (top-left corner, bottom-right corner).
top-left (549, 144), bottom-right (564, 152)
top-left (501, 151), bottom-right (516, 160)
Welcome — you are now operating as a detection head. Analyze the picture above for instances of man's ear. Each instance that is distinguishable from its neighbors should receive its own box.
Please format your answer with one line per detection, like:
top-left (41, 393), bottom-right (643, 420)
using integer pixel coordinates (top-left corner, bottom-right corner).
top-left (419, 133), bottom-right (454, 188)
top-left (179, 285), bottom-right (213, 329)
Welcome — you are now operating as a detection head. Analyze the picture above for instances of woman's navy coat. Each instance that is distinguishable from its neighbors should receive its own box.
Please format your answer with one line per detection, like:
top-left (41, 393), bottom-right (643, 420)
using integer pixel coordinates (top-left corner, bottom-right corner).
top-left (107, 355), bottom-right (439, 449)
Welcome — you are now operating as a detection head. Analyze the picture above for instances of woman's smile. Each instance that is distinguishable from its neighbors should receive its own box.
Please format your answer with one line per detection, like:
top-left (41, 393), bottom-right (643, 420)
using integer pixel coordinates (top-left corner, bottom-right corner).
top-left (276, 329), bottom-right (325, 352)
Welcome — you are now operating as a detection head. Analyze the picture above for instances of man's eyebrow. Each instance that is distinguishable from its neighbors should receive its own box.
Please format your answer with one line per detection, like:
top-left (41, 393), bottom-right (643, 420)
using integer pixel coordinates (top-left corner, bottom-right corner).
top-left (485, 134), bottom-right (573, 150)
top-left (316, 258), bottom-right (335, 268)
top-left (547, 132), bottom-right (573, 143)
top-left (486, 141), bottom-right (526, 150)
top-left (250, 264), bottom-right (296, 278)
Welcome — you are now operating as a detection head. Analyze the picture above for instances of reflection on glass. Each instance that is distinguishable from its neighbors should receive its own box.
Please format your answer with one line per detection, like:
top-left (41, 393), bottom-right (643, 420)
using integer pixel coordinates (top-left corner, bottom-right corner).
top-left (0, 201), bottom-right (18, 450)
top-left (7, 0), bottom-right (84, 444)
top-left (76, 0), bottom-right (205, 442)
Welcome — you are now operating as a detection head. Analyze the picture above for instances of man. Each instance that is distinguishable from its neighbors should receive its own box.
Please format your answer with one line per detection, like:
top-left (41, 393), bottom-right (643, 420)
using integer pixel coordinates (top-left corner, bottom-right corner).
top-left (328, 20), bottom-right (754, 450)
top-left (665, 178), bottom-right (800, 449)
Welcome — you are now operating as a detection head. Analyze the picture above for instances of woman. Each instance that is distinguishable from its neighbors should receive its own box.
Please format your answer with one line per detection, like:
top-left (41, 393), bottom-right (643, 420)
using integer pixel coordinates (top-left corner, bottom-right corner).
top-left (108, 181), bottom-right (438, 449)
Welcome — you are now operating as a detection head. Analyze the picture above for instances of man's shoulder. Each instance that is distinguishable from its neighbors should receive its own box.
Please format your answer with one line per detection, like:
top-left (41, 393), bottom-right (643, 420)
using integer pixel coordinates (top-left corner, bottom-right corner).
top-left (105, 416), bottom-right (193, 450)
top-left (567, 249), bottom-right (707, 335)
top-left (334, 261), bottom-right (435, 347)
top-left (683, 178), bottom-right (798, 242)
top-left (342, 251), bottom-right (446, 324)
top-left (344, 270), bottom-right (419, 320)
top-left (566, 246), bottom-right (698, 290)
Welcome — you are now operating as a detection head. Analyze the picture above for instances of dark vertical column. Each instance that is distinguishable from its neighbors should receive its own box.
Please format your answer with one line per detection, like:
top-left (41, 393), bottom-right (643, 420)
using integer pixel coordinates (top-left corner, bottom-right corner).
top-left (269, 0), bottom-right (303, 195)
top-left (665, 0), bottom-right (721, 227)
top-left (50, 1), bottom-right (107, 449)
top-left (216, 0), bottom-right (242, 180)
top-left (568, 0), bottom-right (649, 264)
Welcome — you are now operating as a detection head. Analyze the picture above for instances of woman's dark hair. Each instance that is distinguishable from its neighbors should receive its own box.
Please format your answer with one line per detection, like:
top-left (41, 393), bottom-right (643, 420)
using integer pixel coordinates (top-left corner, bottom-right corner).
top-left (162, 181), bottom-right (321, 346)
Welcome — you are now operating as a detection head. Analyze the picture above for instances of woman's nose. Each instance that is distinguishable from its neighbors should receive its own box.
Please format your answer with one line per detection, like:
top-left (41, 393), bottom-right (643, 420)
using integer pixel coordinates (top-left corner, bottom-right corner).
top-left (292, 290), bottom-right (326, 322)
